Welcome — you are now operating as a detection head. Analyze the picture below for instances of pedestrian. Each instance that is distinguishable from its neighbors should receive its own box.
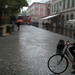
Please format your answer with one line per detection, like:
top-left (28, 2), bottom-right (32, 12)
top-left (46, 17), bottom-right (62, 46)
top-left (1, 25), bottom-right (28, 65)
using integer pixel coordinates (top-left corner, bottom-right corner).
top-left (45, 21), bottom-right (49, 30)
top-left (16, 19), bottom-right (23, 31)
top-left (73, 32), bottom-right (75, 39)
top-left (16, 22), bottom-right (20, 31)
top-left (42, 21), bottom-right (45, 28)
top-left (10, 16), bottom-right (16, 32)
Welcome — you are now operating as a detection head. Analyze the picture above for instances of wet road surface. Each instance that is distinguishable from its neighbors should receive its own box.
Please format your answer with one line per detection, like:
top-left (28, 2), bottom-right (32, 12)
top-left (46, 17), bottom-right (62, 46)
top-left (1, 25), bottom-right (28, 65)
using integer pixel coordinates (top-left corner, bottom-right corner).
top-left (0, 25), bottom-right (74, 75)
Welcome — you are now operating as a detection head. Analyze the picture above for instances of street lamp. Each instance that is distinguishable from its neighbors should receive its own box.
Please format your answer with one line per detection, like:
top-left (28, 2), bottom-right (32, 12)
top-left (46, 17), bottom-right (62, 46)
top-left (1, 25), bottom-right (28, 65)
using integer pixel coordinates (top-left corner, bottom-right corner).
top-left (5, 5), bottom-right (8, 8)
top-left (5, 5), bottom-right (8, 24)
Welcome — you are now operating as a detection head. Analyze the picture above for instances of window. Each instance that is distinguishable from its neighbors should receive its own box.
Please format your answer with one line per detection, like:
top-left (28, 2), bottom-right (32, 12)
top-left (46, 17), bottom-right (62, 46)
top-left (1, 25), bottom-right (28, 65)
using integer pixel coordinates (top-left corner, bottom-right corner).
top-left (66, 15), bottom-right (69, 21)
top-left (67, 0), bottom-right (70, 8)
top-left (40, 12), bottom-right (43, 16)
top-left (60, 1), bottom-right (62, 6)
top-left (52, 5), bottom-right (53, 13)
top-left (54, 4), bottom-right (56, 12)
top-left (63, 0), bottom-right (65, 9)
top-left (53, 5), bottom-right (54, 12)
top-left (72, 0), bottom-right (74, 7)
top-left (35, 5), bottom-right (38, 8)
top-left (57, 3), bottom-right (58, 8)
top-left (40, 6), bottom-right (44, 9)
top-left (36, 11), bottom-right (38, 15)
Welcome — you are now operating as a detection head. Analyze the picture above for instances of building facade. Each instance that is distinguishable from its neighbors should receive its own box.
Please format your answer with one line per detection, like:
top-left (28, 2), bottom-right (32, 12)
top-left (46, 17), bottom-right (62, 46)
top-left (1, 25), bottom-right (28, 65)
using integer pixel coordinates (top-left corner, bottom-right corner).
top-left (26, 2), bottom-right (48, 22)
top-left (50, 0), bottom-right (75, 27)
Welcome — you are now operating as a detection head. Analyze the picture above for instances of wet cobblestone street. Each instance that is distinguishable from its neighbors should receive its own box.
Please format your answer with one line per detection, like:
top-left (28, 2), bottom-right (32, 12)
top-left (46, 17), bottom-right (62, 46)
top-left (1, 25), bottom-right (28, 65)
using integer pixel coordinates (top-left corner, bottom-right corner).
top-left (0, 25), bottom-right (74, 75)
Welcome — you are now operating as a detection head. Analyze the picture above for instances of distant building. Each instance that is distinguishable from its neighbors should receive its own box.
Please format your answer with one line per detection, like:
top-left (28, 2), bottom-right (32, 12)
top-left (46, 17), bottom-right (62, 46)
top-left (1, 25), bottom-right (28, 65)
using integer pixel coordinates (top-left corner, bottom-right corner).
top-left (26, 2), bottom-right (48, 22)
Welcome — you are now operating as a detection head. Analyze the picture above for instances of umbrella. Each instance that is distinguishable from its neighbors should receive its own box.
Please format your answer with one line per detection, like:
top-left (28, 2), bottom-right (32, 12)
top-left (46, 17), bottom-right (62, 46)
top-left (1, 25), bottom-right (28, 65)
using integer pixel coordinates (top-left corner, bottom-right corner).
top-left (16, 19), bottom-right (23, 22)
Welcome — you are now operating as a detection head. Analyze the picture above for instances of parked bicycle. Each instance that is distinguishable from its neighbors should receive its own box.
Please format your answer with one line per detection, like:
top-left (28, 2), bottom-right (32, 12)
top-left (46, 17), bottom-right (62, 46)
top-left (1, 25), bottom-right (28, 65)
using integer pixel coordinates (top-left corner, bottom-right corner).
top-left (48, 40), bottom-right (75, 74)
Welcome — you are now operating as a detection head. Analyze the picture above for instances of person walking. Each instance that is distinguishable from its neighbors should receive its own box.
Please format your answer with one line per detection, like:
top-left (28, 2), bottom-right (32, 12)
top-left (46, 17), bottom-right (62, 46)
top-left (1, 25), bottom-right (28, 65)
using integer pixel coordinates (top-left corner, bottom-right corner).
top-left (45, 21), bottom-right (49, 30)
top-left (42, 21), bottom-right (45, 28)
top-left (73, 32), bottom-right (75, 39)
top-left (16, 19), bottom-right (23, 31)
top-left (16, 22), bottom-right (20, 31)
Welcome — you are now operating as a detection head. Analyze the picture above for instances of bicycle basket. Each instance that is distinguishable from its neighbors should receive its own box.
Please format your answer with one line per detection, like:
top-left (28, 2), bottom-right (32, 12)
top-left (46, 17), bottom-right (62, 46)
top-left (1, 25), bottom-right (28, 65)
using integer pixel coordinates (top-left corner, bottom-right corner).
top-left (56, 39), bottom-right (65, 54)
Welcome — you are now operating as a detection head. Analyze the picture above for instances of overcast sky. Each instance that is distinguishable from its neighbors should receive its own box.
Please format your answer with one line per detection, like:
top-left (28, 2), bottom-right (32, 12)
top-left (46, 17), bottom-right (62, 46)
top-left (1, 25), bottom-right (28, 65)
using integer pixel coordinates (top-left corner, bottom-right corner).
top-left (22, 0), bottom-right (49, 11)
top-left (27, 0), bottom-right (48, 5)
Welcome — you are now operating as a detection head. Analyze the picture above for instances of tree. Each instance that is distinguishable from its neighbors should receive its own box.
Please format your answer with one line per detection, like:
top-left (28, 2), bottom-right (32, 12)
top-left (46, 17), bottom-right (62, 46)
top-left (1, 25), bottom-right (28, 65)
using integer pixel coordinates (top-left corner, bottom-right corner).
top-left (0, 0), bottom-right (28, 16)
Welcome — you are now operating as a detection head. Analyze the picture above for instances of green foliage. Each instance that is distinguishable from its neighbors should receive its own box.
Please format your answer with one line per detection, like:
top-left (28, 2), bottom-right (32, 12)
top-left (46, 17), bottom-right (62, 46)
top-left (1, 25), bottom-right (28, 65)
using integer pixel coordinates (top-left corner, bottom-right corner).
top-left (0, 0), bottom-right (28, 16)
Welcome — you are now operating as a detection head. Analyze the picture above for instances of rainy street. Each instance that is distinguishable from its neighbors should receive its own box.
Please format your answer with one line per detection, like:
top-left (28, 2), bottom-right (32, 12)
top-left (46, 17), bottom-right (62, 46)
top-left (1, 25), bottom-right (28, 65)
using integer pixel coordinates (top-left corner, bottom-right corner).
top-left (0, 25), bottom-right (74, 75)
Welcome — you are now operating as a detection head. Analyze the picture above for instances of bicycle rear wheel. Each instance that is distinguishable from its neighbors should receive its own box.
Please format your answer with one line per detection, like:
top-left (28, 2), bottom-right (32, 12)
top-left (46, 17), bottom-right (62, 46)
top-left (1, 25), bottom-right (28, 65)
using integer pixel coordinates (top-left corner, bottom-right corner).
top-left (48, 54), bottom-right (69, 74)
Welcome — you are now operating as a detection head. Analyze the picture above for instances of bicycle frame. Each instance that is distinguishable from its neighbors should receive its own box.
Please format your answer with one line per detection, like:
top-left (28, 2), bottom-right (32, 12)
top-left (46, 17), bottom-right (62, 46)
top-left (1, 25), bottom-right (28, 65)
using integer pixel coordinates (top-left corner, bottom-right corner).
top-left (62, 41), bottom-right (74, 63)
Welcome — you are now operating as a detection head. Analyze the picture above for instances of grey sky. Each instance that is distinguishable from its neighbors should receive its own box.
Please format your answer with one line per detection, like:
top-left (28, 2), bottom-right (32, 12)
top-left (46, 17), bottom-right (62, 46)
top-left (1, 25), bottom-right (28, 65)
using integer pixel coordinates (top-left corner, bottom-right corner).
top-left (22, 0), bottom-right (49, 11)
top-left (27, 0), bottom-right (48, 5)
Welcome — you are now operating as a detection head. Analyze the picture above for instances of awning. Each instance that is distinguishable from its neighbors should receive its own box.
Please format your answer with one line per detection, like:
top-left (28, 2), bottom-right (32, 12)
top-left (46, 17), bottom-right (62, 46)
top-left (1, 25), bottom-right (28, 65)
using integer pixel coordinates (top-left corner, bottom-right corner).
top-left (40, 14), bottom-right (59, 20)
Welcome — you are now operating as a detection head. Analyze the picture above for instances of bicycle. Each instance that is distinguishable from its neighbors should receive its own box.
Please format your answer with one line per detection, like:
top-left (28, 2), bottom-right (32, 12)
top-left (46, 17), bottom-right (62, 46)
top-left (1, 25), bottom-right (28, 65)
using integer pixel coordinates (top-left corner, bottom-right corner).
top-left (48, 40), bottom-right (75, 74)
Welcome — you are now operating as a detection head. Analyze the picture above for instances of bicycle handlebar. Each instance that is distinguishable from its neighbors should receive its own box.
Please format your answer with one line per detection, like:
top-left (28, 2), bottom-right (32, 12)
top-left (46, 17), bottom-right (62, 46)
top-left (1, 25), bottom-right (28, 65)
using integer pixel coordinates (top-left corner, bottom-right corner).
top-left (65, 41), bottom-right (73, 45)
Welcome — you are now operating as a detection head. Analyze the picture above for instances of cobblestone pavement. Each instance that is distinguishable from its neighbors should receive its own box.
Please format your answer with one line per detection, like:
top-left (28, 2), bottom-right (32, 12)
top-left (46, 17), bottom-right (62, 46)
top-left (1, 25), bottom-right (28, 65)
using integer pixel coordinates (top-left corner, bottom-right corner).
top-left (0, 25), bottom-right (75, 75)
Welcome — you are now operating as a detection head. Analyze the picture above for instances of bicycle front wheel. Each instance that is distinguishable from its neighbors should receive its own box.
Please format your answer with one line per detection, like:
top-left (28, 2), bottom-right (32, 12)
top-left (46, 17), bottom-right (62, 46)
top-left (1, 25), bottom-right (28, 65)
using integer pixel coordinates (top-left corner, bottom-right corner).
top-left (48, 54), bottom-right (68, 74)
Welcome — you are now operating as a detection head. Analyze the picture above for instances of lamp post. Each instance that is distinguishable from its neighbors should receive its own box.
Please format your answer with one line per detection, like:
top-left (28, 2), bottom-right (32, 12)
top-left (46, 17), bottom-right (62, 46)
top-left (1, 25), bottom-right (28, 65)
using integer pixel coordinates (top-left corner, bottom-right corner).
top-left (5, 5), bottom-right (8, 8)
top-left (5, 5), bottom-right (8, 24)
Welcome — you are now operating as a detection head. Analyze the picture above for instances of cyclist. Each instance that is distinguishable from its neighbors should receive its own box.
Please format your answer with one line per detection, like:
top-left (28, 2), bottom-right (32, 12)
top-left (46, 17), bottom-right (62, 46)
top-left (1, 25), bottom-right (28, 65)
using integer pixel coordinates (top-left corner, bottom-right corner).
top-left (69, 43), bottom-right (75, 74)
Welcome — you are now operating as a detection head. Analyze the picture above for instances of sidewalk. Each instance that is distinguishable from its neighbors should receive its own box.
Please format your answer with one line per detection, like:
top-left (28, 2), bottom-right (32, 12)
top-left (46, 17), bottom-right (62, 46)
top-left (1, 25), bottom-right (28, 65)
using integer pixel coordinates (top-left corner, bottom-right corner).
top-left (0, 25), bottom-right (74, 75)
